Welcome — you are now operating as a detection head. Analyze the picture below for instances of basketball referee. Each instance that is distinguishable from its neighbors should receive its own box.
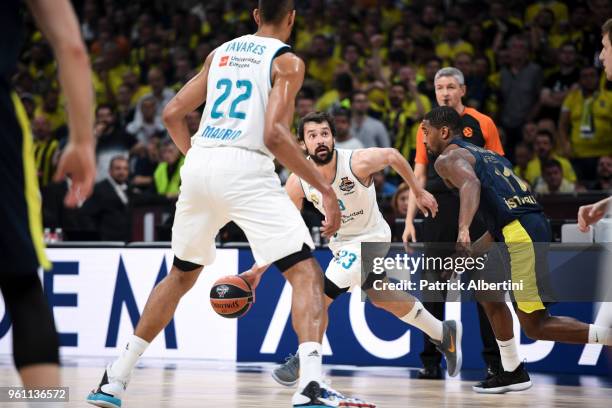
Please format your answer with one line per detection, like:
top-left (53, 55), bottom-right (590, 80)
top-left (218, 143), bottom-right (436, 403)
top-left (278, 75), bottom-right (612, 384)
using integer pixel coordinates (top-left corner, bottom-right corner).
top-left (0, 0), bottom-right (95, 388)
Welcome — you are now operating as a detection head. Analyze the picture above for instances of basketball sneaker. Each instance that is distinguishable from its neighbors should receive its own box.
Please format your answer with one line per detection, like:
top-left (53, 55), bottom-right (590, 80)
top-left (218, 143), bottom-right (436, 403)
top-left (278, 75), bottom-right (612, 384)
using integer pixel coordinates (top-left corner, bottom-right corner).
top-left (472, 362), bottom-right (532, 394)
top-left (320, 381), bottom-right (376, 408)
top-left (293, 381), bottom-right (376, 407)
top-left (86, 365), bottom-right (127, 408)
top-left (429, 320), bottom-right (463, 377)
top-left (272, 353), bottom-right (299, 386)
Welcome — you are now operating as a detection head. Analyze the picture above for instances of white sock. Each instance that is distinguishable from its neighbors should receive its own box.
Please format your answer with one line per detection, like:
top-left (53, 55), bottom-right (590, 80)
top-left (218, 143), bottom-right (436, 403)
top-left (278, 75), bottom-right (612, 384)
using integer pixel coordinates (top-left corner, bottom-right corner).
top-left (588, 325), bottom-right (612, 345)
top-left (401, 300), bottom-right (443, 341)
top-left (109, 335), bottom-right (150, 379)
top-left (497, 337), bottom-right (521, 372)
top-left (298, 342), bottom-right (322, 388)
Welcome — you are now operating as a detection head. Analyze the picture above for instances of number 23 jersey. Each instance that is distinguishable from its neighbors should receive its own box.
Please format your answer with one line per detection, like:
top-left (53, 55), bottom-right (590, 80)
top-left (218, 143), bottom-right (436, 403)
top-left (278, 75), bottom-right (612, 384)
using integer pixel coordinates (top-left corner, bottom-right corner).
top-left (193, 34), bottom-right (291, 158)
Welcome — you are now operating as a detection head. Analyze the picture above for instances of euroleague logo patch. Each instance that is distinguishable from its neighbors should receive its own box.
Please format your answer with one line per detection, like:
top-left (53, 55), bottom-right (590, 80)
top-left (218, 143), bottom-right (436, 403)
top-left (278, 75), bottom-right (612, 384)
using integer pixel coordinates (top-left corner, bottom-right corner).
top-left (339, 177), bottom-right (355, 192)
top-left (219, 55), bottom-right (229, 66)
top-left (216, 285), bottom-right (230, 298)
top-left (463, 126), bottom-right (473, 138)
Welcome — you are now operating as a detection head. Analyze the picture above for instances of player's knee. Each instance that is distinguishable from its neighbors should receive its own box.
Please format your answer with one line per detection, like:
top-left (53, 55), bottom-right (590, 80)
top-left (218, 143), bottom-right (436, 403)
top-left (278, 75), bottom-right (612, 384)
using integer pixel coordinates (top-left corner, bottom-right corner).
top-left (274, 244), bottom-right (313, 273)
top-left (170, 256), bottom-right (203, 292)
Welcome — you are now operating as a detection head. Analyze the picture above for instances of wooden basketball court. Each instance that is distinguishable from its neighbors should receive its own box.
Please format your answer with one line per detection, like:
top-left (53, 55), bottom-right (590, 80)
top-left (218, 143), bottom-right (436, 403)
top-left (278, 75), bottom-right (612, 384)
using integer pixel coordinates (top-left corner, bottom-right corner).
top-left (0, 357), bottom-right (610, 407)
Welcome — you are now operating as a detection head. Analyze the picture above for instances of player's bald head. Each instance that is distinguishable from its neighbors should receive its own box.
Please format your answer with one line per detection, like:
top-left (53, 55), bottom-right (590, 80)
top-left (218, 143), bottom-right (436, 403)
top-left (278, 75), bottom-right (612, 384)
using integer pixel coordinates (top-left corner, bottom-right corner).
top-left (258, 0), bottom-right (294, 24)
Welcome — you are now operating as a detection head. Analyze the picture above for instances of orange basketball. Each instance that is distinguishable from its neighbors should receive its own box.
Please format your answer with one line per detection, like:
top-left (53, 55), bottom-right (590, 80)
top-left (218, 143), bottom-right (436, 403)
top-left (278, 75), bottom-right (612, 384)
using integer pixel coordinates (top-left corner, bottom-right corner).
top-left (209, 275), bottom-right (254, 318)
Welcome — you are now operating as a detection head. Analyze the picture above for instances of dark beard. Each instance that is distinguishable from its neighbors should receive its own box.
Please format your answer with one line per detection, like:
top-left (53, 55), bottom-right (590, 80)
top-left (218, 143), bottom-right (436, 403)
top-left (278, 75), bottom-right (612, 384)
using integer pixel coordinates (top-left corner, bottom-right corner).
top-left (310, 145), bottom-right (334, 165)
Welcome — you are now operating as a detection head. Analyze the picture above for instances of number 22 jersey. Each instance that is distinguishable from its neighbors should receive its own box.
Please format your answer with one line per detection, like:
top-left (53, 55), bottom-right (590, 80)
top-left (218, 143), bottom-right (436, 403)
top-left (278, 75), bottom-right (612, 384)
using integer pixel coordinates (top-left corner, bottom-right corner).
top-left (193, 34), bottom-right (291, 158)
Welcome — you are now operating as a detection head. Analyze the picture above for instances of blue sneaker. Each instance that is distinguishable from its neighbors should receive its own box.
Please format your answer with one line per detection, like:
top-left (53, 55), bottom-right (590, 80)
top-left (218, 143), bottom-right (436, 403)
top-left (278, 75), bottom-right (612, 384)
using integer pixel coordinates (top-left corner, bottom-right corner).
top-left (86, 365), bottom-right (126, 408)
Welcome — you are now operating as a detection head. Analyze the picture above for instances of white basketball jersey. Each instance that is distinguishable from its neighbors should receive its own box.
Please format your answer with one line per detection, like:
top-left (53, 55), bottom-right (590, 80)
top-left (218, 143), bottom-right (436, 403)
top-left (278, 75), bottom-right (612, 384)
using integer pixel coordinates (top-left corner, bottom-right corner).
top-left (299, 149), bottom-right (390, 249)
top-left (192, 34), bottom-right (291, 158)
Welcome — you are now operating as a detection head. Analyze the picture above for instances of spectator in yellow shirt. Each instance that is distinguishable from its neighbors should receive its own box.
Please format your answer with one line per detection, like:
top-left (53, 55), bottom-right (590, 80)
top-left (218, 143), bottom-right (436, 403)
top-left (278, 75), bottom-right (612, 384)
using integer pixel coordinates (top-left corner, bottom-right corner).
top-left (525, 130), bottom-right (576, 185)
top-left (34, 88), bottom-right (65, 134)
top-left (559, 66), bottom-right (612, 180)
top-left (435, 18), bottom-right (474, 64)
top-left (534, 159), bottom-right (578, 194)
top-left (513, 141), bottom-right (533, 182)
top-left (525, 0), bottom-right (568, 32)
top-left (306, 35), bottom-right (342, 90)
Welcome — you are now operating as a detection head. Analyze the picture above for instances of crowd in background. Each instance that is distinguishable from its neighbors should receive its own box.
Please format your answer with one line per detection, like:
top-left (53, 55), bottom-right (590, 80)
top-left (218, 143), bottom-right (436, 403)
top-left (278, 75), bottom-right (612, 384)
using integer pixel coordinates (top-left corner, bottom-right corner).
top-left (13, 0), bottom-right (612, 242)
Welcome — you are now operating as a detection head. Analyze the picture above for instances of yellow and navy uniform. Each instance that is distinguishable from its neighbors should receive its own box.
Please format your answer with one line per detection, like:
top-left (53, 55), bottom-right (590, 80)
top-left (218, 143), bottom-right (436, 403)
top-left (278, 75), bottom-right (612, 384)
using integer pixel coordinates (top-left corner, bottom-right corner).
top-left (450, 139), bottom-right (550, 314)
top-left (0, 0), bottom-right (50, 273)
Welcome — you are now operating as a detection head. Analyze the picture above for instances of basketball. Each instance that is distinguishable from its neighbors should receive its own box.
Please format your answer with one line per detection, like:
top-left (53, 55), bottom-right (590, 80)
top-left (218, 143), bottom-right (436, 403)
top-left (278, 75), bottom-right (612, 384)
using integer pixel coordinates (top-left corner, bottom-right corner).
top-left (210, 275), bottom-right (254, 318)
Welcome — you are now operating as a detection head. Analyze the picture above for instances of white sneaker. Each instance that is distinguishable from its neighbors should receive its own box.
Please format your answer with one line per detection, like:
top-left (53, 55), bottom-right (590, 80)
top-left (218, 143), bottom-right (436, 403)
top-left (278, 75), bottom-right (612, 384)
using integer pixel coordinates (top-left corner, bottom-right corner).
top-left (292, 381), bottom-right (339, 407)
top-left (86, 365), bottom-right (128, 408)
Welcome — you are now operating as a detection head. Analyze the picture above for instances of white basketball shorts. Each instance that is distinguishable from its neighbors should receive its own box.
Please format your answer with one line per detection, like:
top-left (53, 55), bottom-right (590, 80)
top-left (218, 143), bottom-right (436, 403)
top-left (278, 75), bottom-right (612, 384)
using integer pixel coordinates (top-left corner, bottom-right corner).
top-left (172, 146), bottom-right (314, 267)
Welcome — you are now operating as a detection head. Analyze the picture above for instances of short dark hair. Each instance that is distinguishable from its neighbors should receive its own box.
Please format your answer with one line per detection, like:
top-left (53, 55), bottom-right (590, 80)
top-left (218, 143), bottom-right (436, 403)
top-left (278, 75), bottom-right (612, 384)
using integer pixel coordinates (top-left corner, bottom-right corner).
top-left (109, 155), bottom-right (128, 169)
top-left (334, 72), bottom-right (353, 93)
top-left (423, 106), bottom-right (462, 136)
top-left (96, 103), bottom-right (114, 115)
top-left (258, 0), bottom-right (294, 24)
top-left (298, 111), bottom-right (336, 142)
top-left (297, 87), bottom-right (315, 101)
top-left (542, 159), bottom-right (562, 172)
top-left (332, 107), bottom-right (351, 120)
top-left (603, 18), bottom-right (612, 43)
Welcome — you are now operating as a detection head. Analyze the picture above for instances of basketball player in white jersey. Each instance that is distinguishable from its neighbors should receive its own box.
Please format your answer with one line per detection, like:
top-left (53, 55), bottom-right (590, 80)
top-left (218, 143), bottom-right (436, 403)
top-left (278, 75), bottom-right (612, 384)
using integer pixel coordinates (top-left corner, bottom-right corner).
top-left (242, 112), bottom-right (463, 387)
top-left (87, 2), bottom-right (356, 407)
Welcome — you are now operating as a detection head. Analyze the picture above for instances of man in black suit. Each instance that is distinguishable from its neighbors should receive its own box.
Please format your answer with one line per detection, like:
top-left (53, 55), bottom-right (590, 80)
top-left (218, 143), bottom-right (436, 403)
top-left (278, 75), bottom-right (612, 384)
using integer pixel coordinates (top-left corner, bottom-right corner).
top-left (84, 155), bottom-right (132, 241)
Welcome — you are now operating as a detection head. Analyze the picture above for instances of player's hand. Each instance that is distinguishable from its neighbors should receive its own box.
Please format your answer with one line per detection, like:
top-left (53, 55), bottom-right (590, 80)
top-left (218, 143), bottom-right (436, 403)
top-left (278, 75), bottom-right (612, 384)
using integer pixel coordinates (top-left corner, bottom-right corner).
top-left (415, 189), bottom-right (438, 218)
top-left (402, 220), bottom-right (417, 254)
top-left (240, 264), bottom-right (268, 291)
top-left (402, 221), bottom-right (417, 243)
top-left (321, 187), bottom-right (341, 238)
top-left (456, 227), bottom-right (472, 255)
top-left (577, 198), bottom-right (610, 232)
top-left (53, 141), bottom-right (96, 208)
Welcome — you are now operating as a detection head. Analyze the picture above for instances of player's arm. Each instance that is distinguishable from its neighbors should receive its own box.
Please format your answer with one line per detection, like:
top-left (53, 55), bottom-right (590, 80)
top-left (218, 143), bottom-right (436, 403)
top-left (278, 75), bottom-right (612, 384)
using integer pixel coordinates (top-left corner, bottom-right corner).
top-left (404, 125), bottom-right (428, 242)
top-left (266, 53), bottom-right (340, 237)
top-left (28, 0), bottom-right (96, 207)
top-left (162, 51), bottom-right (214, 155)
top-left (284, 173), bottom-right (305, 211)
top-left (434, 149), bottom-right (480, 243)
top-left (351, 148), bottom-right (437, 217)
